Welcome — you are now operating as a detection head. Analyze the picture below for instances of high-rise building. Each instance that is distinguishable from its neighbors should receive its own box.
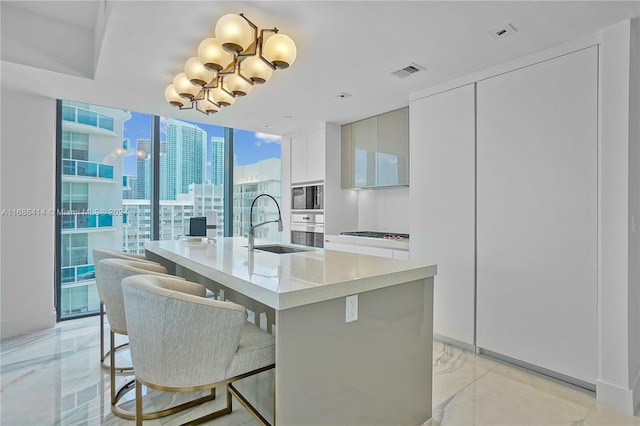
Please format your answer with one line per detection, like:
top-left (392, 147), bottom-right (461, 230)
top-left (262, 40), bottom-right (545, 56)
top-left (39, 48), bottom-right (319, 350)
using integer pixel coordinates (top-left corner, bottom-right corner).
top-left (123, 183), bottom-right (223, 253)
top-left (165, 120), bottom-right (206, 200)
top-left (60, 100), bottom-right (131, 316)
top-left (135, 138), bottom-right (151, 199)
top-left (209, 136), bottom-right (224, 185)
top-left (122, 175), bottom-right (136, 199)
top-left (233, 158), bottom-right (282, 240)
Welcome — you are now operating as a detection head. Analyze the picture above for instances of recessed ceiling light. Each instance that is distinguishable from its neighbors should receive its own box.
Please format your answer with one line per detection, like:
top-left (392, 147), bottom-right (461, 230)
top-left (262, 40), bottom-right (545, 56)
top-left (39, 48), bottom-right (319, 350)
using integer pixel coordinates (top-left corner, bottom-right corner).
top-left (488, 23), bottom-right (518, 40)
top-left (284, 115), bottom-right (293, 119)
top-left (335, 92), bottom-right (352, 99)
top-left (263, 124), bottom-right (272, 128)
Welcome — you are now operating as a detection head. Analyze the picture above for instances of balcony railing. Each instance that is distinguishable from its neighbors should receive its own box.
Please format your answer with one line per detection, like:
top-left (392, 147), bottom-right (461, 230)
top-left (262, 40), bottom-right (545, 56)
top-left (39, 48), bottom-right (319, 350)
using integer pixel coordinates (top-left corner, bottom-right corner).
top-left (61, 263), bottom-right (95, 284)
top-left (62, 213), bottom-right (113, 230)
top-left (62, 105), bottom-right (114, 131)
top-left (63, 159), bottom-right (114, 180)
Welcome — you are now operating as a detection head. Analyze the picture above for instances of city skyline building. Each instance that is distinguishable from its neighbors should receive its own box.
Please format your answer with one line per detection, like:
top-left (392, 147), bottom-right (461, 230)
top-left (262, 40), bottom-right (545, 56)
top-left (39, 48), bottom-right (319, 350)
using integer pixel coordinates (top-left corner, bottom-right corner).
top-left (165, 119), bottom-right (206, 200)
top-left (58, 102), bottom-right (282, 318)
top-left (209, 136), bottom-right (224, 185)
top-left (122, 175), bottom-right (136, 199)
top-left (135, 138), bottom-right (151, 199)
top-left (122, 183), bottom-right (224, 253)
top-left (60, 100), bottom-right (131, 317)
top-left (233, 157), bottom-right (282, 241)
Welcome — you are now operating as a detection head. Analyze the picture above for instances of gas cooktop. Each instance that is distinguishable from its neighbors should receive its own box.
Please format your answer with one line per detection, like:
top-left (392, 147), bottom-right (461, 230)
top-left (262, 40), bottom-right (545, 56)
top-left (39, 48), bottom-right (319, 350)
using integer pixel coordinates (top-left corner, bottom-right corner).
top-left (340, 231), bottom-right (410, 240)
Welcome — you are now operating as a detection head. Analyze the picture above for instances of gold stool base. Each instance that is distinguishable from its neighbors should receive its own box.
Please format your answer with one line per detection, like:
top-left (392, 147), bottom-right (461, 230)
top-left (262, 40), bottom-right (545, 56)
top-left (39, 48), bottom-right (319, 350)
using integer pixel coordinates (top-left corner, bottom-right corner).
top-left (112, 381), bottom-right (217, 421)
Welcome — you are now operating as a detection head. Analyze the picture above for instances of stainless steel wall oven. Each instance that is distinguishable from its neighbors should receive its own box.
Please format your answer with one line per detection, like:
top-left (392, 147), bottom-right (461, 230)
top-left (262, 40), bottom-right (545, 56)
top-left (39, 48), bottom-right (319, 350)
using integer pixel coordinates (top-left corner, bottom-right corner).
top-left (291, 213), bottom-right (324, 248)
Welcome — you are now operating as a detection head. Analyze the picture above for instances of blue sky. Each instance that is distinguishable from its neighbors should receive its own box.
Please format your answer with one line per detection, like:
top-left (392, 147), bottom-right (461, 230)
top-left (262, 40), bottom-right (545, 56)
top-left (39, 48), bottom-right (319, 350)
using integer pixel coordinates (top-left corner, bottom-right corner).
top-left (122, 111), bottom-right (281, 176)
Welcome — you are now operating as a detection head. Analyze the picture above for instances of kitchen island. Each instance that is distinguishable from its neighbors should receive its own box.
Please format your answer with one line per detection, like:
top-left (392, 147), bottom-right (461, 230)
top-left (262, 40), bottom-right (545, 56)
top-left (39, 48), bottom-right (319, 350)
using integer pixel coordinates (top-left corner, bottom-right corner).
top-left (145, 237), bottom-right (436, 425)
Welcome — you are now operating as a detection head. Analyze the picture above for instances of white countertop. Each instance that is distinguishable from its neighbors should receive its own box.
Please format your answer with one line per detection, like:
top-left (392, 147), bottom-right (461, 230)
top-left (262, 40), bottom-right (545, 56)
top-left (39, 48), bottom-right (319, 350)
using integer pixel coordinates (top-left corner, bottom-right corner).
top-left (145, 237), bottom-right (435, 310)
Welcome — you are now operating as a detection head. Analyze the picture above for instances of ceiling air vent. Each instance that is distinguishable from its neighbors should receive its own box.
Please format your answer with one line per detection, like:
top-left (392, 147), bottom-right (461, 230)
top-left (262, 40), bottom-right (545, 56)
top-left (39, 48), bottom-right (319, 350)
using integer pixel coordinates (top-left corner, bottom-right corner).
top-left (390, 63), bottom-right (425, 79)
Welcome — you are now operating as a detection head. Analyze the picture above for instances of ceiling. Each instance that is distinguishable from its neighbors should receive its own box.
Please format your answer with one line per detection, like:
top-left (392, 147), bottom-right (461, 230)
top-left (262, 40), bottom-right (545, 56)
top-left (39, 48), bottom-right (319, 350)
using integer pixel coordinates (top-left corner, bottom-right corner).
top-left (2, 1), bottom-right (639, 136)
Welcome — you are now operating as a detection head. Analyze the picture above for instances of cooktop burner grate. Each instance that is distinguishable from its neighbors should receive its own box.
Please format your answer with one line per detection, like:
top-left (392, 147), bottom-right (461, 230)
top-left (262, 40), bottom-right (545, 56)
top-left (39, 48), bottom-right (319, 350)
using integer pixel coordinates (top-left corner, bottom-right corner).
top-left (340, 231), bottom-right (409, 240)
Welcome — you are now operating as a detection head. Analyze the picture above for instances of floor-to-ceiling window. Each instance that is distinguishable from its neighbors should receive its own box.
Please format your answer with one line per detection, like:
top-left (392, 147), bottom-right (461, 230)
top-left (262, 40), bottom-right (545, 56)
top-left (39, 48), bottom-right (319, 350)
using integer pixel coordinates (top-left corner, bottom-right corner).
top-left (56, 101), bottom-right (248, 320)
top-left (157, 117), bottom-right (225, 242)
top-left (57, 101), bottom-right (134, 318)
top-left (232, 129), bottom-right (282, 241)
top-left (121, 112), bottom-right (154, 255)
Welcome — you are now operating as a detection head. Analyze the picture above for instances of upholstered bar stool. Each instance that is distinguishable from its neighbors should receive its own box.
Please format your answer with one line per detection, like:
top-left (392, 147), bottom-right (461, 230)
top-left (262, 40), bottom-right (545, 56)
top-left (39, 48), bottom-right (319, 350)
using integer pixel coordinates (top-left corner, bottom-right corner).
top-left (98, 258), bottom-right (214, 420)
top-left (92, 248), bottom-right (159, 370)
top-left (122, 274), bottom-right (276, 426)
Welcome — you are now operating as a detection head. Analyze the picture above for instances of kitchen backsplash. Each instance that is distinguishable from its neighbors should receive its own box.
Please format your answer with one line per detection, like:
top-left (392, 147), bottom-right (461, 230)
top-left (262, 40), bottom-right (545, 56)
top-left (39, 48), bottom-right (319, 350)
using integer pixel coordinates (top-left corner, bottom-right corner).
top-left (357, 186), bottom-right (410, 234)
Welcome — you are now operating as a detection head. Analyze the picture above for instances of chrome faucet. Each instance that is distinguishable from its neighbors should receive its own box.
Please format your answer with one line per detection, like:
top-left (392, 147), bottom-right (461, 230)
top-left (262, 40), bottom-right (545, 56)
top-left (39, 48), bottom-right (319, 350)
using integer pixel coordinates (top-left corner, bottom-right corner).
top-left (248, 194), bottom-right (283, 250)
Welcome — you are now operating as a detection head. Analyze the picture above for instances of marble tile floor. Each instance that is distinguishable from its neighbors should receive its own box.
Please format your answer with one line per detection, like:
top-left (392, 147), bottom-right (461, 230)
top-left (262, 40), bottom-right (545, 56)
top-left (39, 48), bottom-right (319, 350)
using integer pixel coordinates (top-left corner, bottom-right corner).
top-left (1, 317), bottom-right (638, 426)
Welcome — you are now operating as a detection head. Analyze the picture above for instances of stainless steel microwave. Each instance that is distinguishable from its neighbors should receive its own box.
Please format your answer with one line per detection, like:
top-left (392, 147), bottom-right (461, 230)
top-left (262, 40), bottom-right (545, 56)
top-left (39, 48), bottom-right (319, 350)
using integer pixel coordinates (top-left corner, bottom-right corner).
top-left (291, 184), bottom-right (323, 210)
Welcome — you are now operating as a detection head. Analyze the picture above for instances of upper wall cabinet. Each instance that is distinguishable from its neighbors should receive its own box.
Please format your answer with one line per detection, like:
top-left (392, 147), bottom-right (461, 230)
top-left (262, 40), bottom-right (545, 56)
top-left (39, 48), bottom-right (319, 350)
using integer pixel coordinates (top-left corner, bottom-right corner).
top-left (291, 128), bottom-right (325, 184)
top-left (341, 107), bottom-right (409, 189)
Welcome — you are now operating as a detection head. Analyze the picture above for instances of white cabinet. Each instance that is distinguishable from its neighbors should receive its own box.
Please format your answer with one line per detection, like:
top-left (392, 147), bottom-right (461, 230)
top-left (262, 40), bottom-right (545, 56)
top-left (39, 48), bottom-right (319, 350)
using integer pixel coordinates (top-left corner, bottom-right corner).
top-left (290, 133), bottom-right (307, 184)
top-left (392, 249), bottom-right (410, 260)
top-left (285, 123), bottom-right (358, 237)
top-left (306, 129), bottom-right (325, 182)
top-left (360, 245), bottom-right (393, 258)
top-left (324, 236), bottom-right (408, 259)
top-left (476, 47), bottom-right (597, 383)
top-left (410, 84), bottom-right (476, 345)
top-left (323, 241), bottom-right (362, 254)
top-left (342, 107), bottom-right (409, 188)
top-left (291, 128), bottom-right (325, 184)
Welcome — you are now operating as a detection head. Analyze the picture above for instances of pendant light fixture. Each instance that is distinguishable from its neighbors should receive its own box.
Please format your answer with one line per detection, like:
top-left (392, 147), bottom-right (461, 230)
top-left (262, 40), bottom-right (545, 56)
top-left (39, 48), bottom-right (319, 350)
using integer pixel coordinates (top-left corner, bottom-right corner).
top-left (165, 12), bottom-right (297, 115)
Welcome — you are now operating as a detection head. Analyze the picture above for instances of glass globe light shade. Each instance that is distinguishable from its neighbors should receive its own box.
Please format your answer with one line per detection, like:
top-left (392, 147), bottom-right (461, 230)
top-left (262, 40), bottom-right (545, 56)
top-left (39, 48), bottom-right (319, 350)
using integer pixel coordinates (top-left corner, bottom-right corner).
top-left (263, 33), bottom-right (297, 69)
top-left (240, 56), bottom-right (273, 84)
top-left (165, 84), bottom-right (186, 107)
top-left (200, 97), bottom-right (220, 114)
top-left (173, 73), bottom-right (200, 99)
top-left (198, 38), bottom-right (234, 72)
top-left (215, 14), bottom-right (254, 53)
top-left (225, 73), bottom-right (253, 96)
top-left (210, 86), bottom-right (236, 107)
top-left (185, 57), bottom-right (215, 87)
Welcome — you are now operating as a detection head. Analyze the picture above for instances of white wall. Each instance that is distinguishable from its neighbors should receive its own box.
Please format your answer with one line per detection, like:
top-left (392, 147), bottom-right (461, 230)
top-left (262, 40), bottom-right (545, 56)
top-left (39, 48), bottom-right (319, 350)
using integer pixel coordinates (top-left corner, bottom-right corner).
top-left (632, 17), bottom-right (640, 414)
top-left (356, 187), bottom-right (410, 233)
top-left (596, 19), bottom-right (640, 415)
top-left (281, 137), bottom-right (291, 243)
top-left (1, 90), bottom-right (57, 338)
top-left (323, 123), bottom-right (359, 236)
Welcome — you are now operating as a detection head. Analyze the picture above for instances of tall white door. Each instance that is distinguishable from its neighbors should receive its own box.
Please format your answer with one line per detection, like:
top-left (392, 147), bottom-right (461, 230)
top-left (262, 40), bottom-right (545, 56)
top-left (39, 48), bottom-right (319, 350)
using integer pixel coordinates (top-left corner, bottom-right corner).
top-left (410, 84), bottom-right (476, 345)
top-left (476, 47), bottom-right (598, 383)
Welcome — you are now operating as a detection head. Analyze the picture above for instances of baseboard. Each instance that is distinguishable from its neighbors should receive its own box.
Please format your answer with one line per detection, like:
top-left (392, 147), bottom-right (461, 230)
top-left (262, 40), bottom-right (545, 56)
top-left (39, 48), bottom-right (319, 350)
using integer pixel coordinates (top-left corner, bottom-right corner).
top-left (479, 348), bottom-right (596, 392)
top-left (433, 333), bottom-right (476, 353)
top-left (596, 379), bottom-right (636, 415)
top-left (1, 310), bottom-right (56, 339)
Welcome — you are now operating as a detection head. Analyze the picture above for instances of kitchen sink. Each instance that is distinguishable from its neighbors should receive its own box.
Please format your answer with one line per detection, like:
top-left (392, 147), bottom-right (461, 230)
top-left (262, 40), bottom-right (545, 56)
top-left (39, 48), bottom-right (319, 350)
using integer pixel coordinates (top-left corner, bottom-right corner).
top-left (254, 244), bottom-right (312, 254)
